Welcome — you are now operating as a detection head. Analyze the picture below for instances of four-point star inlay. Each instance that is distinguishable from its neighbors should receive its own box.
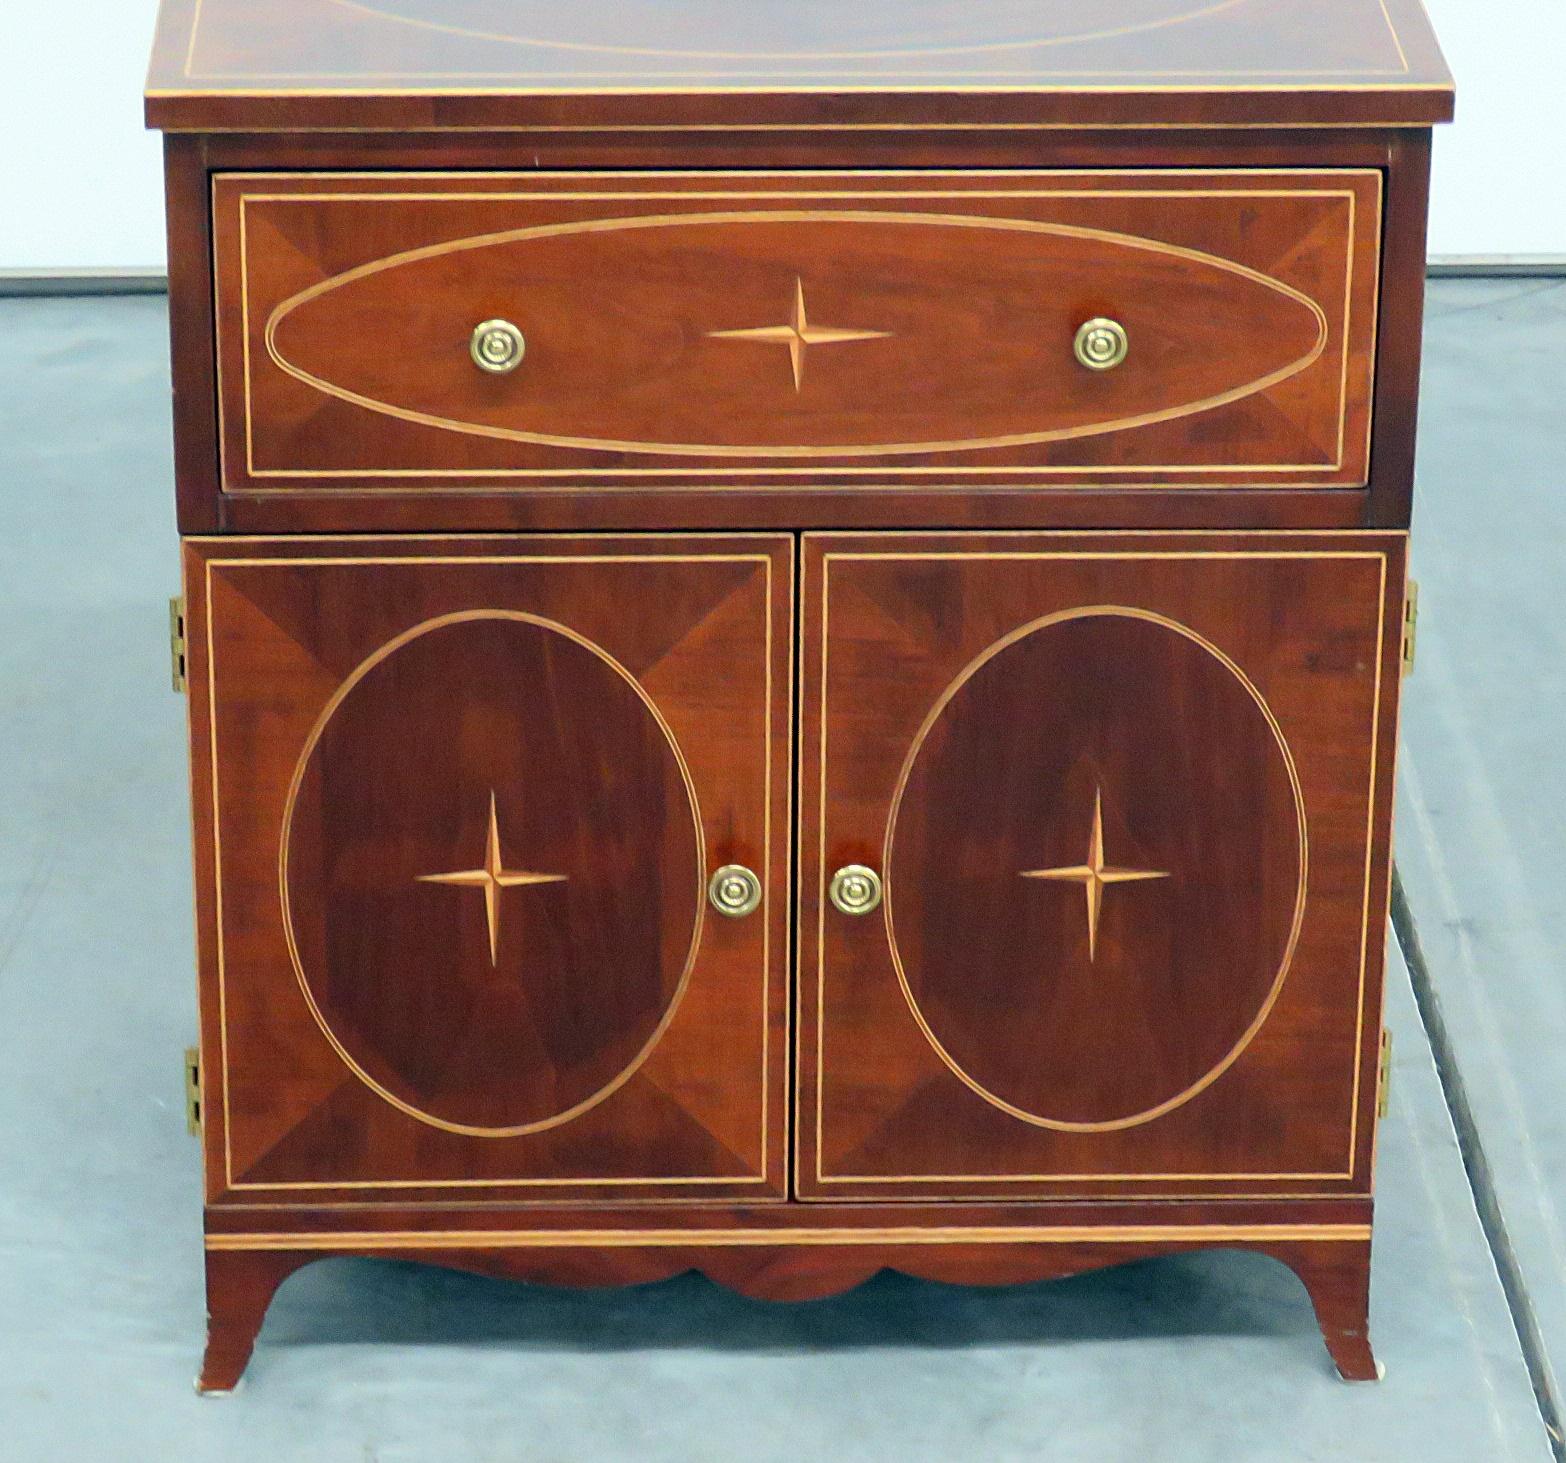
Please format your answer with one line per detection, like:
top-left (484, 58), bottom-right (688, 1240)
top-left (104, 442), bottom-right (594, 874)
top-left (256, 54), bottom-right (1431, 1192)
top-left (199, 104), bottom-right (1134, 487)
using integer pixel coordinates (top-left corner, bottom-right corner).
top-left (418, 791), bottom-right (567, 966)
top-left (707, 277), bottom-right (891, 391)
top-left (1020, 787), bottom-right (1169, 961)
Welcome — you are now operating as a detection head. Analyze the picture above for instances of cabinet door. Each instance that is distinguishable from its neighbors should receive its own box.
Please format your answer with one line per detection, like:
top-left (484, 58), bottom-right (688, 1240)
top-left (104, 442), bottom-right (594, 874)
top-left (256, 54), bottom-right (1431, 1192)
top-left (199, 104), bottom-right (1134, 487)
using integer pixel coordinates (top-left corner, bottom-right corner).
top-left (186, 536), bottom-right (791, 1204)
top-left (799, 533), bottom-right (1404, 1201)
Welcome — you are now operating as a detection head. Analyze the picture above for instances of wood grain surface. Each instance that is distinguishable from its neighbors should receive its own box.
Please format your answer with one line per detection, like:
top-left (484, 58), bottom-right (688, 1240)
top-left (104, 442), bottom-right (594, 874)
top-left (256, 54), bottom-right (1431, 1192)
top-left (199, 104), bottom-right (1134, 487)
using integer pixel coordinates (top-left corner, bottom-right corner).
top-left (146, 0), bottom-right (1453, 132)
top-left (213, 170), bottom-right (1382, 493)
top-left (798, 531), bottom-right (1406, 1201)
top-left (184, 534), bottom-right (793, 1204)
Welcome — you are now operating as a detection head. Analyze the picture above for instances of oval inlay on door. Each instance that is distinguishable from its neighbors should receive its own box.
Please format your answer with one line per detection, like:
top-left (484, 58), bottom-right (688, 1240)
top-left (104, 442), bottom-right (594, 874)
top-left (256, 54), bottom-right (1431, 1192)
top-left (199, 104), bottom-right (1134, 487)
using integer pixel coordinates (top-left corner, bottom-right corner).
top-left (264, 211), bottom-right (1328, 458)
top-left (885, 608), bottom-right (1307, 1132)
top-left (280, 612), bottom-right (704, 1137)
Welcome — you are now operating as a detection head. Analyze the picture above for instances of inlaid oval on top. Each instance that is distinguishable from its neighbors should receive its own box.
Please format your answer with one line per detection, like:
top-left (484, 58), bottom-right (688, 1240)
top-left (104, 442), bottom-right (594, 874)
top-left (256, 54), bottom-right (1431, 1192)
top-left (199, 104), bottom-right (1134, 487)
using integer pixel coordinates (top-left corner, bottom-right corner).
top-left (263, 210), bottom-right (1329, 459)
top-left (885, 609), bottom-right (1307, 1132)
top-left (279, 612), bottom-right (703, 1138)
top-left (343, 0), bottom-right (1226, 59)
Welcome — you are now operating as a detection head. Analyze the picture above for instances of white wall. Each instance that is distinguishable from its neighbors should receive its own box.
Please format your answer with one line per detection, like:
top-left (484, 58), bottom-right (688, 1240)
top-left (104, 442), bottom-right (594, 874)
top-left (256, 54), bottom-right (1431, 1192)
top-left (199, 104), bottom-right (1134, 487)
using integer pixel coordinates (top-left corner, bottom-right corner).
top-left (1, 1), bottom-right (167, 271)
top-left (1424, 0), bottom-right (1566, 258)
top-left (0, 0), bottom-right (1561, 270)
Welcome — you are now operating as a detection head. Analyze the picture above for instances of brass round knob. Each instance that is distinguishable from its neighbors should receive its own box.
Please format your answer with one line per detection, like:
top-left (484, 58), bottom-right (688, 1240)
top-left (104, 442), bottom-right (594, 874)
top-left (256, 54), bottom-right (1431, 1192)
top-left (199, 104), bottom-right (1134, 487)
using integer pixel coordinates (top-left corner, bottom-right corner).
top-left (470, 319), bottom-right (526, 375)
top-left (708, 864), bottom-right (763, 919)
top-left (1073, 317), bottom-right (1129, 372)
top-left (829, 864), bottom-right (883, 917)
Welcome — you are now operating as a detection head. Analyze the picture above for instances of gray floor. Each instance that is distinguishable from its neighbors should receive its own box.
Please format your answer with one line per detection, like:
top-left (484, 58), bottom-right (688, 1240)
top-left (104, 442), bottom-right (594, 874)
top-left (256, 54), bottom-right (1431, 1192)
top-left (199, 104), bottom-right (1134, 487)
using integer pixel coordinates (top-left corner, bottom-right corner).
top-left (0, 285), bottom-right (1559, 1461)
top-left (1398, 277), bottom-right (1566, 1448)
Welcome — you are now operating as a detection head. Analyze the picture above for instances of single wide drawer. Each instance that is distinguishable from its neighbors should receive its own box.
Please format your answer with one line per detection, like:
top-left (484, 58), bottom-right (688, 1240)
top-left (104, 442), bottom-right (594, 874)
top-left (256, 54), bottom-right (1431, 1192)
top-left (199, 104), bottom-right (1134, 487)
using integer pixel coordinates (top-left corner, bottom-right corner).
top-left (213, 170), bottom-right (1383, 494)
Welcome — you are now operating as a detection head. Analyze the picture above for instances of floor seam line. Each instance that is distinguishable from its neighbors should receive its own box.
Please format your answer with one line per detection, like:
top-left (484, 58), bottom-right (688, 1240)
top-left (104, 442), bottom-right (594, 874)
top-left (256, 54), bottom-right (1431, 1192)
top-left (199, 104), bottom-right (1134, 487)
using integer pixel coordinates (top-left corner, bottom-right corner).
top-left (1392, 863), bottom-right (1566, 1459)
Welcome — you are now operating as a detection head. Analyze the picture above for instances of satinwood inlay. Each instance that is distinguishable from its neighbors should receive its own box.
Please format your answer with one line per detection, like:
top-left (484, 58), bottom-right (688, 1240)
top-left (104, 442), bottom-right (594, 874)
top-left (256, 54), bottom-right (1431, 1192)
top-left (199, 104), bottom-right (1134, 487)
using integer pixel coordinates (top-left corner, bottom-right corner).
top-left (707, 277), bottom-right (892, 392)
top-left (1020, 787), bottom-right (1169, 961)
top-left (418, 790), bottom-right (567, 965)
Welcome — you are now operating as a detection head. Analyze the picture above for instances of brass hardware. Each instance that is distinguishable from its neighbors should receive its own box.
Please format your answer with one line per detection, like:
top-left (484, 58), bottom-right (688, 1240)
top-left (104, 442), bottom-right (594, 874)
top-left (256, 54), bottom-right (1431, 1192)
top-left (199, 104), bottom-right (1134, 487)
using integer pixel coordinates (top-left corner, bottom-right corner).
top-left (829, 864), bottom-right (884, 916)
top-left (708, 864), bottom-right (763, 918)
top-left (1401, 579), bottom-right (1419, 676)
top-left (169, 596), bottom-right (187, 693)
top-left (470, 319), bottom-right (526, 375)
top-left (1377, 1029), bottom-right (1393, 1119)
top-left (185, 1046), bottom-right (203, 1136)
top-left (1074, 317), bottom-right (1130, 372)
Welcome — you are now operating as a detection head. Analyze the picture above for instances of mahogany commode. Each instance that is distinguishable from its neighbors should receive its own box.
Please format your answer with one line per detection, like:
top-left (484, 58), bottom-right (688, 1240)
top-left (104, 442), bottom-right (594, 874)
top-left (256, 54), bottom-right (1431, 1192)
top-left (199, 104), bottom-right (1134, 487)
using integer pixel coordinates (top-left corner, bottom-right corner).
top-left (146, 0), bottom-right (1453, 1390)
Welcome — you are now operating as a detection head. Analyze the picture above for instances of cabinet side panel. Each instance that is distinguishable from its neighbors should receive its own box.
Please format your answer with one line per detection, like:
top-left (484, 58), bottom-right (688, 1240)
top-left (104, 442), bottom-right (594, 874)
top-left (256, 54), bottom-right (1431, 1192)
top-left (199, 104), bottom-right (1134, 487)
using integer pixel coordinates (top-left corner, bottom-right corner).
top-left (165, 137), bottom-right (221, 533)
top-left (1366, 132), bottom-right (1433, 528)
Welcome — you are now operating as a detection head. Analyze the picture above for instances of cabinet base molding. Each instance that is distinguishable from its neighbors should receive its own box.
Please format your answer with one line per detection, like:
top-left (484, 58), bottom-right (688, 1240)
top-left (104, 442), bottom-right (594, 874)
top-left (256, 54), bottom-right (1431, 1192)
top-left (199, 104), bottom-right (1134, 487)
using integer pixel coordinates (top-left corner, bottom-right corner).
top-left (198, 1223), bottom-right (1377, 1392)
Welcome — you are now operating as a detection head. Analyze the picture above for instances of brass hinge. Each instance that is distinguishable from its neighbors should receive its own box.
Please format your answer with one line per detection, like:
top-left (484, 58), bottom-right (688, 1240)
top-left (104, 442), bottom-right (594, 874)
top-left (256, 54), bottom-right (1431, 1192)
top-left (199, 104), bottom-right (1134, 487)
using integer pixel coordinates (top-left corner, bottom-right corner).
top-left (169, 596), bottom-right (188, 694)
top-left (1401, 580), bottom-right (1419, 676)
top-left (1377, 1029), bottom-right (1394, 1119)
top-left (184, 1046), bottom-right (203, 1136)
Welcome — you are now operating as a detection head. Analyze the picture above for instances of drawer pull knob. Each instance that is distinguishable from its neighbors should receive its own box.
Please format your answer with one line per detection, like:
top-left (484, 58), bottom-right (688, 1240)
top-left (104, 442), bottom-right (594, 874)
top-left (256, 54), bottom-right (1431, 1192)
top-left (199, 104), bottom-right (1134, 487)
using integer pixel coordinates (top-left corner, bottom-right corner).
top-left (1073, 317), bottom-right (1130, 372)
top-left (829, 864), bottom-right (884, 917)
top-left (470, 319), bottom-right (527, 375)
top-left (708, 864), bottom-right (763, 918)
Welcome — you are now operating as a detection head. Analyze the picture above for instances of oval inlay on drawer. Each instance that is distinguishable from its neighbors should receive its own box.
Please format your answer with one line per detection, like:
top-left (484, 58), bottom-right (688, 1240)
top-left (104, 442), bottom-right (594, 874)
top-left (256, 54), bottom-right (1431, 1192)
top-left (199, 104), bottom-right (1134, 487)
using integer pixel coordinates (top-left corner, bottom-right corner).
top-left (264, 212), bottom-right (1328, 458)
top-left (214, 171), bottom-right (1382, 489)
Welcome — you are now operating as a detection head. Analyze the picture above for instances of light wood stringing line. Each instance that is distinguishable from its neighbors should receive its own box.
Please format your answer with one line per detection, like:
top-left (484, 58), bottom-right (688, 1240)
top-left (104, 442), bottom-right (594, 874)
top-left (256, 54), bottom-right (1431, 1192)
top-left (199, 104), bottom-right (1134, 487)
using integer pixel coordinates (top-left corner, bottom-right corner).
top-left (234, 187), bottom-right (1356, 474)
top-left (205, 1222), bottom-right (1374, 1251)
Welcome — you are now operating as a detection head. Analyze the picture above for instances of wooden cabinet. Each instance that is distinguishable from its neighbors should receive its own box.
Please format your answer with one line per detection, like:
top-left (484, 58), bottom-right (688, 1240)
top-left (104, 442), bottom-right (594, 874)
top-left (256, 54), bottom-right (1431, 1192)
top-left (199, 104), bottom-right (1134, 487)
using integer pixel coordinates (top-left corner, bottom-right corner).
top-left (148, 0), bottom-right (1451, 1395)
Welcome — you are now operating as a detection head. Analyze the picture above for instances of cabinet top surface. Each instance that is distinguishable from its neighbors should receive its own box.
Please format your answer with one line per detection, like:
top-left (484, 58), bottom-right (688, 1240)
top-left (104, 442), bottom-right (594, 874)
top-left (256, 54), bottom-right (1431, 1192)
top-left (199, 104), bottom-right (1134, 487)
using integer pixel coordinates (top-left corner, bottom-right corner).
top-left (146, 0), bottom-right (1453, 131)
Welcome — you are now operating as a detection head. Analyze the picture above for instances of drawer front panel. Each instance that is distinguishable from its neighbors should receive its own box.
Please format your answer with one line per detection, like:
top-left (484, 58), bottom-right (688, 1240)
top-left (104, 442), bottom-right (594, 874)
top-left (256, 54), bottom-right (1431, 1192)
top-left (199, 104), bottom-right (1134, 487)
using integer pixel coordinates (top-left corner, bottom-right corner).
top-left (185, 535), bottom-right (792, 1205)
top-left (798, 532), bottom-right (1405, 1201)
top-left (213, 171), bottom-right (1382, 495)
